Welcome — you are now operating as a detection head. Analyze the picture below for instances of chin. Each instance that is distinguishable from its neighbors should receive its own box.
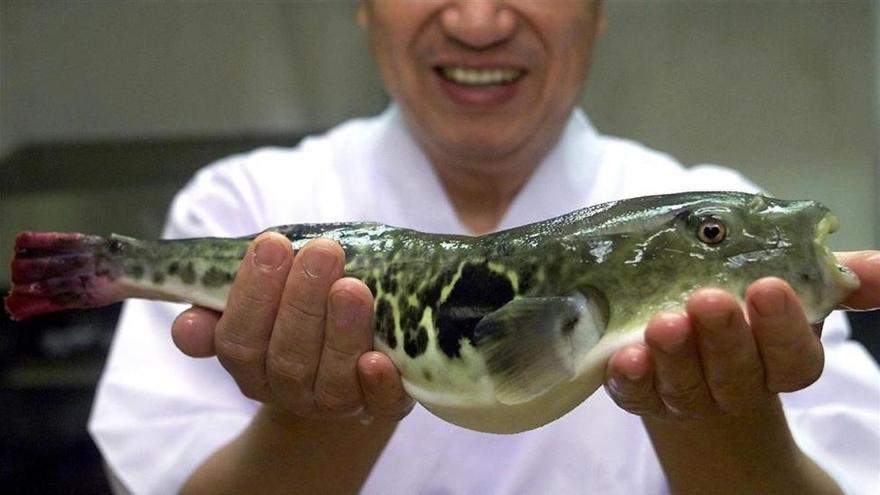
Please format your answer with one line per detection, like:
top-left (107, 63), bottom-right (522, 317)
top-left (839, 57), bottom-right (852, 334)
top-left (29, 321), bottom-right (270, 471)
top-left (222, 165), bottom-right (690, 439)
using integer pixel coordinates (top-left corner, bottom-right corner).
top-left (440, 128), bottom-right (528, 161)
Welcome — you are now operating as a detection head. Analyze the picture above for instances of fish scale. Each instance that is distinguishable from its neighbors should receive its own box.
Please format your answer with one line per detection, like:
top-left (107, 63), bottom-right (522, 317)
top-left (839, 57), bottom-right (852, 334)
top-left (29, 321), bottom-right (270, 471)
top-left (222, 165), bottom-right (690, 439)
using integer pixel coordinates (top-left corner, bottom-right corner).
top-left (4, 192), bottom-right (860, 433)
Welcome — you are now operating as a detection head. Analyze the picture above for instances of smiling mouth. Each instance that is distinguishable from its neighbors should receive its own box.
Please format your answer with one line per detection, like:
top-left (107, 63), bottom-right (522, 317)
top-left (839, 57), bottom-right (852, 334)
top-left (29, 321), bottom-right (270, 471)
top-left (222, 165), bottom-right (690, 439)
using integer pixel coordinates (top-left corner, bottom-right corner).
top-left (437, 66), bottom-right (524, 86)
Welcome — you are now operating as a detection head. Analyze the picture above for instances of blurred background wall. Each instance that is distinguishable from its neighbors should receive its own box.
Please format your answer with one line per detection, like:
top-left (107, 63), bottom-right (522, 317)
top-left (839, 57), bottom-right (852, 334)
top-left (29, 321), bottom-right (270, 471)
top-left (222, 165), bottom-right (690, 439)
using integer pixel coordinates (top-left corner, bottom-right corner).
top-left (0, 1), bottom-right (877, 492)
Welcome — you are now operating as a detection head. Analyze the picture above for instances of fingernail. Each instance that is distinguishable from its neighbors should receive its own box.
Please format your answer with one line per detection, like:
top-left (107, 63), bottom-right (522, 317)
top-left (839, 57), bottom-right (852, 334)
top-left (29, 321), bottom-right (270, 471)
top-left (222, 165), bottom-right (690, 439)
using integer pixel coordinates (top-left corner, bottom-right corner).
top-left (254, 236), bottom-right (287, 269)
top-left (303, 246), bottom-right (337, 278)
top-left (752, 285), bottom-right (787, 317)
top-left (697, 308), bottom-right (733, 329)
top-left (620, 348), bottom-right (646, 381)
top-left (330, 290), bottom-right (364, 324)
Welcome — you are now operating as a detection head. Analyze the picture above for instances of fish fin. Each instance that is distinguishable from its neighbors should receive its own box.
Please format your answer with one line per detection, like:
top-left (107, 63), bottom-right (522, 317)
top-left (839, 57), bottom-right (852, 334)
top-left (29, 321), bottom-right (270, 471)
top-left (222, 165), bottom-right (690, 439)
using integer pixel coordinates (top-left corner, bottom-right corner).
top-left (473, 292), bottom-right (608, 405)
top-left (5, 232), bottom-right (125, 320)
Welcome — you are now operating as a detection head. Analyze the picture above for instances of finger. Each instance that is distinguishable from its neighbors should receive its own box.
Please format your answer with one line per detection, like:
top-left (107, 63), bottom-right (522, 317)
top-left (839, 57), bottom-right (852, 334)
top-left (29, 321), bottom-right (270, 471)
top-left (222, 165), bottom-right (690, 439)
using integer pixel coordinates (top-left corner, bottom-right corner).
top-left (604, 344), bottom-right (665, 417)
top-left (313, 278), bottom-right (374, 417)
top-left (747, 278), bottom-right (823, 393)
top-left (644, 312), bottom-right (716, 419)
top-left (172, 306), bottom-right (220, 358)
top-left (836, 251), bottom-right (880, 310)
top-left (358, 352), bottom-right (414, 421)
top-left (266, 238), bottom-right (344, 412)
top-left (687, 289), bottom-right (767, 413)
top-left (215, 232), bottom-right (293, 402)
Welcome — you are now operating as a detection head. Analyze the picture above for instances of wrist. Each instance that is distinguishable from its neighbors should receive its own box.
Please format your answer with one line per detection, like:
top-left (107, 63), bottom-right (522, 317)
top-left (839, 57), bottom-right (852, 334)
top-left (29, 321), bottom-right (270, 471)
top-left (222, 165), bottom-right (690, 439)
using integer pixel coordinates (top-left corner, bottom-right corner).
top-left (642, 396), bottom-right (841, 494)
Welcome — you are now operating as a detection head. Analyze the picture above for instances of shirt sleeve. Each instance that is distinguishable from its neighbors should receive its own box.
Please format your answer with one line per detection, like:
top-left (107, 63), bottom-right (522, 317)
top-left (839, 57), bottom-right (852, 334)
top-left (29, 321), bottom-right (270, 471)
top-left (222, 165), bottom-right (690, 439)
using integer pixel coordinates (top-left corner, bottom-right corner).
top-left (88, 158), bottom-right (267, 494)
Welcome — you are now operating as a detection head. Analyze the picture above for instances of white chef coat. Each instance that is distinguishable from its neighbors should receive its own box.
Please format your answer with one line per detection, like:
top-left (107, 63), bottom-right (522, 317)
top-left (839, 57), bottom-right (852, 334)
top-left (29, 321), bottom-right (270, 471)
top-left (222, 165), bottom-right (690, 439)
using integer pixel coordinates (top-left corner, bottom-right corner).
top-left (88, 106), bottom-right (880, 495)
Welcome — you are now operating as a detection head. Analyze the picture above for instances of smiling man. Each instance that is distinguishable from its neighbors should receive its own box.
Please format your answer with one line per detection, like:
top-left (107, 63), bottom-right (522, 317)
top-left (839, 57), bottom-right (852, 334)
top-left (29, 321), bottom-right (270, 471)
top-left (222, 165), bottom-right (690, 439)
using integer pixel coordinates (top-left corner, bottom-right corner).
top-left (89, 2), bottom-right (880, 494)
top-left (365, 1), bottom-right (604, 233)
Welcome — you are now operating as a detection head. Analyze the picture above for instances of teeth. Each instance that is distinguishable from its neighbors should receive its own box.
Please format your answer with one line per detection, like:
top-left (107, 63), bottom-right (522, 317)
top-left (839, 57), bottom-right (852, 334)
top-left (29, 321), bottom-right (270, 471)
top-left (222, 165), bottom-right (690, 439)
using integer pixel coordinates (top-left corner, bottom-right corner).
top-left (441, 67), bottom-right (522, 86)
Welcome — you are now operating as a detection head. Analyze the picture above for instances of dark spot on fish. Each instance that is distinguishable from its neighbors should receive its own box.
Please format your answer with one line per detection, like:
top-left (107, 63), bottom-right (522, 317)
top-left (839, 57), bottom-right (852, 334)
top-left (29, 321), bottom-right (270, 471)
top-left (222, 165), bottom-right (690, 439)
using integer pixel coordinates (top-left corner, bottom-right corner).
top-left (128, 264), bottom-right (145, 279)
top-left (152, 271), bottom-right (166, 285)
top-left (801, 272), bottom-right (813, 283)
top-left (363, 276), bottom-right (377, 297)
top-left (381, 271), bottom-right (398, 295)
top-left (168, 261), bottom-right (180, 276)
top-left (343, 247), bottom-right (356, 264)
top-left (517, 268), bottom-right (535, 295)
top-left (108, 239), bottom-right (126, 254)
top-left (423, 369), bottom-right (433, 382)
top-left (418, 270), bottom-right (452, 309)
top-left (436, 262), bottom-right (515, 358)
top-left (404, 323), bottom-right (429, 358)
top-left (202, 266), bottom-right (230, 288)
top-left (399, 303), bottom-right (422, 334)
top-left (375, 297), bottom-right (397, 349)
top-left (180, 262), bottom-right (197, 285)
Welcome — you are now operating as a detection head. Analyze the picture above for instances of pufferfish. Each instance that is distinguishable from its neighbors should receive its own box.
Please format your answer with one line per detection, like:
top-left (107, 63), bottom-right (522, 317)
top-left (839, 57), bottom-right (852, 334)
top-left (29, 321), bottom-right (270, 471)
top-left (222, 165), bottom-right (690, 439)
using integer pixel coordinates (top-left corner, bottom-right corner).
top-left (4, 192), bottom-right (859, 433)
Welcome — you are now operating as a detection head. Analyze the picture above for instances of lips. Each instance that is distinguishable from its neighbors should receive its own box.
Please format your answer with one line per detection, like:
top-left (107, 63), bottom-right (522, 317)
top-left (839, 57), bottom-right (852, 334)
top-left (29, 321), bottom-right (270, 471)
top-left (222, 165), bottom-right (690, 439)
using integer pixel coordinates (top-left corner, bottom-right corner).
top-left (433, 65), bottom-right (526, 107)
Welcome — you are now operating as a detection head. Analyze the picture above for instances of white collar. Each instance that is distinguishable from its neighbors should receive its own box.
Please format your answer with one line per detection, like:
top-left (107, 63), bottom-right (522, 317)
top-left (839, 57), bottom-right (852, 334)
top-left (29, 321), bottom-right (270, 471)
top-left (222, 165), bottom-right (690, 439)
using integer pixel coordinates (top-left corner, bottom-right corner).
top-left (371, 105), bottom-right (605, 234)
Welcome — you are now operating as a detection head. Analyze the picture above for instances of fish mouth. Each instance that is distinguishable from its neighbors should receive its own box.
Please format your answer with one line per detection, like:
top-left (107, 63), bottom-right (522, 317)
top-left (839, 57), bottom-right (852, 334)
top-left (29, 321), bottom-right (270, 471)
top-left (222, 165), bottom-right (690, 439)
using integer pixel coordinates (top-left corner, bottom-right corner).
top-left (815, 213), bottom-right (860, 294)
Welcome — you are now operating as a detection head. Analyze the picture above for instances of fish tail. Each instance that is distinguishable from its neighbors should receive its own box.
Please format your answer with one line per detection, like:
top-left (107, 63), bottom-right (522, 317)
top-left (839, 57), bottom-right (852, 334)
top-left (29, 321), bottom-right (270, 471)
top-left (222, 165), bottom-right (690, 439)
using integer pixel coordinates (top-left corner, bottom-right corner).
top-left (5, 232), bottom-right (125, 320)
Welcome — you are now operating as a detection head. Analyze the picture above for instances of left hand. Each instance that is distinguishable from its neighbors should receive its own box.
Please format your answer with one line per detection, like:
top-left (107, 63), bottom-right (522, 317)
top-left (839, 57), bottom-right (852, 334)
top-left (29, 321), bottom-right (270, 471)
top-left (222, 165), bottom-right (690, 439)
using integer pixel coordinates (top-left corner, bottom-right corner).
top-left (605, 250), bottom-right (880, 419)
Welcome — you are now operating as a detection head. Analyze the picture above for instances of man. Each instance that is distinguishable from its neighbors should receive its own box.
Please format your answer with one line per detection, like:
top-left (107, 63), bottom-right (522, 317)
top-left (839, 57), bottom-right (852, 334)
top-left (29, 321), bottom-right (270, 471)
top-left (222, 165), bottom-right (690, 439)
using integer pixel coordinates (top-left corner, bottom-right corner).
top-left (89, 2), bottom-right (880, 493)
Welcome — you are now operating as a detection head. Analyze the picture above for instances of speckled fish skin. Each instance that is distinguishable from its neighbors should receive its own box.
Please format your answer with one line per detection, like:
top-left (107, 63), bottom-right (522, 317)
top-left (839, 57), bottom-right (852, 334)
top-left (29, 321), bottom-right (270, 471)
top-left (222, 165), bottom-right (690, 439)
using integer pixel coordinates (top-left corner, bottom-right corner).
top-left (5, 192), bottom-right (859, 434)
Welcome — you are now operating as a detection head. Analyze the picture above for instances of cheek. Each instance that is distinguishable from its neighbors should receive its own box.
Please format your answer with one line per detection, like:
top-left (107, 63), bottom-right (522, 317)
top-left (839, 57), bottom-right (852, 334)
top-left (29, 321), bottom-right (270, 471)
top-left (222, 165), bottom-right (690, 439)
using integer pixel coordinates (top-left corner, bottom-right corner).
top-left (364, 6), bottom-right (434, 90)
top-left (557, 20), bottom-right (596, 77)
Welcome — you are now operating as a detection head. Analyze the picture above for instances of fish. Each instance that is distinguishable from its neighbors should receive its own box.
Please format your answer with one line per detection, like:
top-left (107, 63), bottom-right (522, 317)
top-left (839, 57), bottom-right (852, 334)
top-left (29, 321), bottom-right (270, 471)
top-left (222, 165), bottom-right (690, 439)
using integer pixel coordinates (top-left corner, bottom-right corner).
top-left (4, 191), bottom-right (860, 433)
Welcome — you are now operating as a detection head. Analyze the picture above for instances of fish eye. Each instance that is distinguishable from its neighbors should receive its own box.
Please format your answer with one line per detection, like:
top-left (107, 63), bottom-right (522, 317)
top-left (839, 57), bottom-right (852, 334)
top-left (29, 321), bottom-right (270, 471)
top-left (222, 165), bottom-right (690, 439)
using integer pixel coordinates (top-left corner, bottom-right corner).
top-left (697, 218), bottom-right (726, 244)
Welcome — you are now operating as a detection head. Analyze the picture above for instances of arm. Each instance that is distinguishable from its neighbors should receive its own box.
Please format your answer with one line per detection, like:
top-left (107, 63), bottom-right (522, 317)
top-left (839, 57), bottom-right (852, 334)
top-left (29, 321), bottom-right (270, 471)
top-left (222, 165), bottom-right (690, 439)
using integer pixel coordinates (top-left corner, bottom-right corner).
top-left (605, 250), bottom-right (880, 494)
top-left (172, 234), bottom-right (413, 494)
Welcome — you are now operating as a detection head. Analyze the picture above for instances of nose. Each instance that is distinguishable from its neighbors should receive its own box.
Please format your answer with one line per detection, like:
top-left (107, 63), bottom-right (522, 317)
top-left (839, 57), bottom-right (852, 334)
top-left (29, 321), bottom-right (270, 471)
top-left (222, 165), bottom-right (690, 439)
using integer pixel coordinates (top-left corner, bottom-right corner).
top-left (440, 0), bottom-right (517, 49)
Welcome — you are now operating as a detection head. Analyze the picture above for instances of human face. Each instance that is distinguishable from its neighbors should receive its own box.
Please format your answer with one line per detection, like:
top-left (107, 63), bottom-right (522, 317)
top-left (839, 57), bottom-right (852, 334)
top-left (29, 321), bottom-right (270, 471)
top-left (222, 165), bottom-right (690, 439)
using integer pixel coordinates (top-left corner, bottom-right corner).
top-left (359, 0), bottom-right (605, 170)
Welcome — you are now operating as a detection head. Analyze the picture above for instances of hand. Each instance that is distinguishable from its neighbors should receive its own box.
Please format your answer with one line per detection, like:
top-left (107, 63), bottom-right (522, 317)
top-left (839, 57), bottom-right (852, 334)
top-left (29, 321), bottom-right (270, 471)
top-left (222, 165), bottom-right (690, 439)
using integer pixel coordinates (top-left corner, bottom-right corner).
top-left (170, 233), bottom-right (413, 423)
top-left (604, 249), bottom-right (880, 420)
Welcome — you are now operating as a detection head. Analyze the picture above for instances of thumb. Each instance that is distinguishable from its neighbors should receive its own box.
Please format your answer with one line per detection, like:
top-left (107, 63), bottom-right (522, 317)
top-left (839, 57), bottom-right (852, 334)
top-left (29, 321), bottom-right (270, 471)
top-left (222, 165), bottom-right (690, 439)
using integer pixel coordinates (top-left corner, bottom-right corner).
top-left (172, 306), bottom-right (221, 357)
top-left (836, 251), bottom-right (880, 311)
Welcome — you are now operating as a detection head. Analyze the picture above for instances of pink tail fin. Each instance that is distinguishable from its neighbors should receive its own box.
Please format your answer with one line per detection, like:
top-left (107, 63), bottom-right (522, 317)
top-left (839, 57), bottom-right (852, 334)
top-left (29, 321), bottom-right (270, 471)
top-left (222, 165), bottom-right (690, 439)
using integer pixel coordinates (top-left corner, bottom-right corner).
top-left (5, 232), bottom-right (124, 321)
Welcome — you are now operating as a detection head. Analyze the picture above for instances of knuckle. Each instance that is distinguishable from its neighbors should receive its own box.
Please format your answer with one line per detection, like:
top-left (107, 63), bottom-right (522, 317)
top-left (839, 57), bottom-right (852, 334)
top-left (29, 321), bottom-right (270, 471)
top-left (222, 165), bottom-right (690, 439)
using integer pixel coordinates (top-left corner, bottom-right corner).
top-left (239, 383), bottom-right (271, 402)
top-left (762, 335), bottom-right (824, 393)
top-left (324, 340), bottom-right (363, 365)
top-left (233, 287), bottom-right (275, 313)
top-left (658, 379), bottom-right (706, 412)
top-left (281, 297), bottom-right (326, 326)
top-left (605, 382), bottom-right (663, 417)
top-left (266, 351), bottom-right (313, 388)
top-left (768, 361), bottom-right (824, 393)
top-left (763, 331), bottom-right (821, 362)
top-left (215, 336), bottom-right (264, 370)
top-left (709, 374), bottom-right (766, 413)
top-left (707, 373), bottom-right (750, 398)
top-left (315, 387), bottom-right (362, 414)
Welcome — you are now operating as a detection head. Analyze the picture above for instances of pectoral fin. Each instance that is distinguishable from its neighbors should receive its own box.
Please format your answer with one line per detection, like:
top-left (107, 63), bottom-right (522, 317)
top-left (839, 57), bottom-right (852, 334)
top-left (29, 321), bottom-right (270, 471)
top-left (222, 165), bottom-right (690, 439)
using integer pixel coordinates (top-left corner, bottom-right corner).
top-left (473, 292), bottom-right (608, 405)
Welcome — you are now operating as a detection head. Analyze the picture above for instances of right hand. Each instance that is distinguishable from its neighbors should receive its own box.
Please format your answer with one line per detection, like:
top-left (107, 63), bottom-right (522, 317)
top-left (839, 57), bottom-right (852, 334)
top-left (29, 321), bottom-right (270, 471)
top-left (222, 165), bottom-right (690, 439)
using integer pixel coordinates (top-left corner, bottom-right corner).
top-left (170, 232), bottom-right (414, 422)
